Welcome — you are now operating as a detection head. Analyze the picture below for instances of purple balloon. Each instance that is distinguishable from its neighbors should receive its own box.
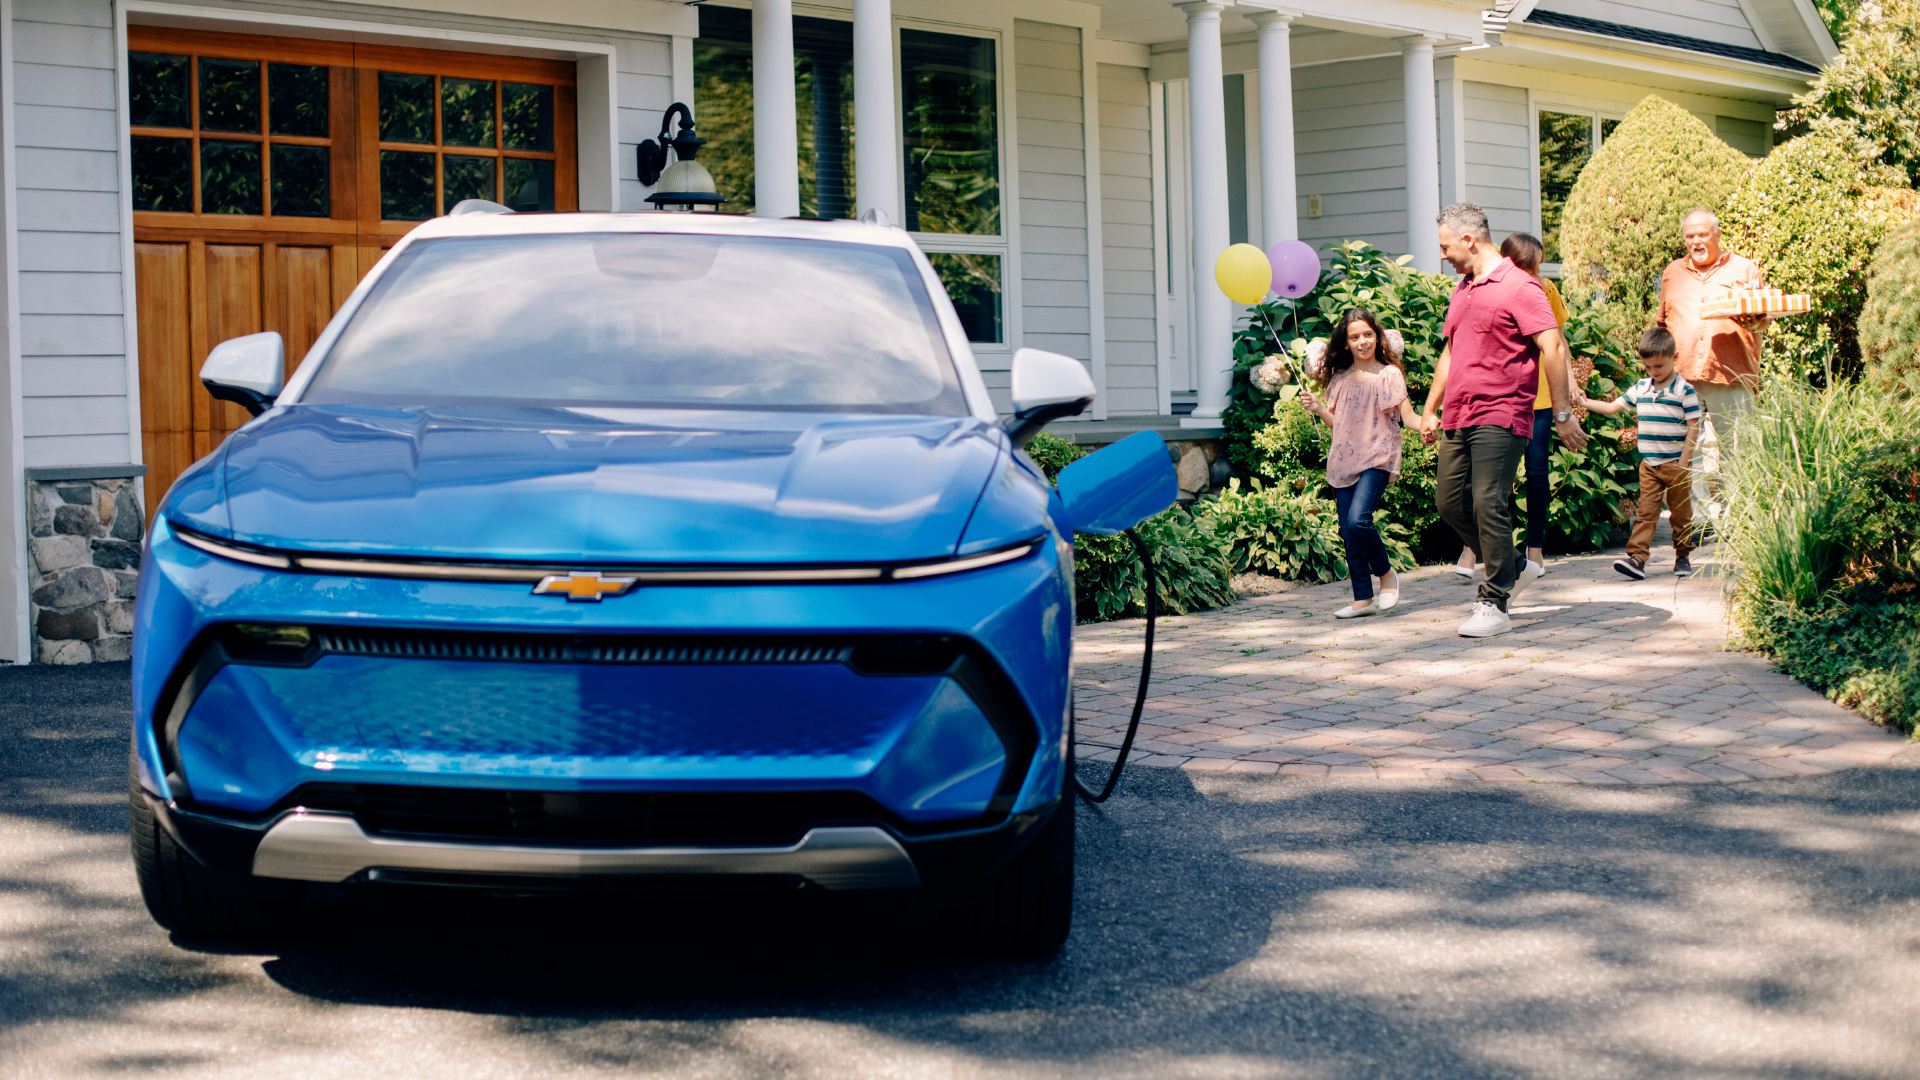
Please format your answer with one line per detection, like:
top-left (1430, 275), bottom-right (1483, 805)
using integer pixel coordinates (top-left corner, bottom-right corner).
top-left (1268, 240), bottom-right (1321, 299)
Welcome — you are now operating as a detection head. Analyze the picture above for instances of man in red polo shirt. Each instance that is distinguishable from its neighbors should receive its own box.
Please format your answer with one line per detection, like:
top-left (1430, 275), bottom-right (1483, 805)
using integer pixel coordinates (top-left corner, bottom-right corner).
top-left (1419, 203), bottom-right (1586, 638)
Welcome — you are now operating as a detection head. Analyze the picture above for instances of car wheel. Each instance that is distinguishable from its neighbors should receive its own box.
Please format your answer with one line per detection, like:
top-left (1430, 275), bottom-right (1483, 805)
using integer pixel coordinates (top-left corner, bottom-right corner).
top-left (130, 781), bottom-right (302, 940)
top-left (945, 792), bottom-right (1074, 956)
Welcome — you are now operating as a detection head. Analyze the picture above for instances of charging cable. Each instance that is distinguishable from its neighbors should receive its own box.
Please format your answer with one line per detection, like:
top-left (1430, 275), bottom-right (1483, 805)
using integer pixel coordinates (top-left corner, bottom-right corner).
top-left (1074, 527), bottom-right (1158, 803)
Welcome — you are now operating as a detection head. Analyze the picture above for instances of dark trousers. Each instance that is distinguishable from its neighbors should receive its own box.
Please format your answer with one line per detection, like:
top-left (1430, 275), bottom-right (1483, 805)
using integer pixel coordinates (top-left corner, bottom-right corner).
top-left (1523, 408), bottom-right (1552, 551)
top-left (1436, 424), bottom-right (1529, 611)
top-left (1334, 468), bottom-right (1393, 601)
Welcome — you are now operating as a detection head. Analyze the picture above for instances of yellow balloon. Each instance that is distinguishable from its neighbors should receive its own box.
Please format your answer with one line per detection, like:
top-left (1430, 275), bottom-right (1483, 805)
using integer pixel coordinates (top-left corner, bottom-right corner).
top-left (1214, 243), bottom-right (1272, 306)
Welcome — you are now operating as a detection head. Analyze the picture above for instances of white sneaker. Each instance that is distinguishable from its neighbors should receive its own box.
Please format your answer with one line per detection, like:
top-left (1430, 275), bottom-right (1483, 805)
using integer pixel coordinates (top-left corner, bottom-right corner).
top-left (1448, 563), bottom-right (1476, 579)
top-left (1335, 599), bottom-right (1379, 619)
top-left (1457, 601), bottom-right (1512, 637)
top-left (1509, 559), bottom-right (1545, 600)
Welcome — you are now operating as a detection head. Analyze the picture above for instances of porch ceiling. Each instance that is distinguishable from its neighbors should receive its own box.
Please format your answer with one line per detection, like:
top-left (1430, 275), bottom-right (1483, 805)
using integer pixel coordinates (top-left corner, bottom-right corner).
top-left (1090, 0), bottom-right (1484, 47)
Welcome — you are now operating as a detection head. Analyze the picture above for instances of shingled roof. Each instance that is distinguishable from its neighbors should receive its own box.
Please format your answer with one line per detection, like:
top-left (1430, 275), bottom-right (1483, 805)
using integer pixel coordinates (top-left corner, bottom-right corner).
top-left (1523, 9), bottom-right (1821, 74)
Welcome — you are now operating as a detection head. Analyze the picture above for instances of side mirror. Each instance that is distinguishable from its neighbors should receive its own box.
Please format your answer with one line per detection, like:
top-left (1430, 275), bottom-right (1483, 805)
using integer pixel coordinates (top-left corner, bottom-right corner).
top-left (1003, 347), bottom-right (1095, 447)
top-left (1056, 431), bottom-right (1179, 536)
top-left (200, 331), bottom-right (285, 417)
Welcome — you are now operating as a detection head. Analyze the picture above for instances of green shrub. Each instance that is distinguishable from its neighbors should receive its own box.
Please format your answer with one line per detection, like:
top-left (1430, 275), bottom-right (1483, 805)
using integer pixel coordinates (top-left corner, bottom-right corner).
top-left (1723, 133), bottom-right (1911, 383)
top-left (1559, 96), bottom-right (1751, 347)
top-left (1074, 507), bottom-right (1237, 623)
top-left (1860, 219), bottom-right (1920, 394)
top-left (1023, 430), bottom-right (1084, 480)
top-left (1250, 397), bottom-right (1326, 491)
top-left (1782, 0), bottom-right (1920, 188)
top-left (1195, 478), bottom-right (1415, 583)
top-left (1742, 598), bottom-right (1920, 735)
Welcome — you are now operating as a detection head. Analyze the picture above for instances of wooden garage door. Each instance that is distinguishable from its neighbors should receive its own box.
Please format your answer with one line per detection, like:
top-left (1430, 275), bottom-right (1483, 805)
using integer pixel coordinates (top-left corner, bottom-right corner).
top-left (129, 27), bottom-right (579, 512)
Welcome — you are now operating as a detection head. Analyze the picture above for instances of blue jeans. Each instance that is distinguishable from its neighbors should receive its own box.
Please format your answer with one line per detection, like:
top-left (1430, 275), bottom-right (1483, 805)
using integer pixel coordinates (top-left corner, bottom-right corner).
top-left (1335, 468), bottom-right (1393, 601)
top-left (1523, 408), bottom-right (1552, 552)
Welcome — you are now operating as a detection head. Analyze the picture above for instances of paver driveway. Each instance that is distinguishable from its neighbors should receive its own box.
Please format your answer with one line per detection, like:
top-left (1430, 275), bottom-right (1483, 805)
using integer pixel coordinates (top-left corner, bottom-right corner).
top-left (1073, 545), bottom-right (1911, 784)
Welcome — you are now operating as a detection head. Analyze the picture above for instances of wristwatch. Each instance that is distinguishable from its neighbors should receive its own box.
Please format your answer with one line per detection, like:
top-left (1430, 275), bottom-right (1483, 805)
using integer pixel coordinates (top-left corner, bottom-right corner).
top-left (1554, 410), bottom-right (1573, 423)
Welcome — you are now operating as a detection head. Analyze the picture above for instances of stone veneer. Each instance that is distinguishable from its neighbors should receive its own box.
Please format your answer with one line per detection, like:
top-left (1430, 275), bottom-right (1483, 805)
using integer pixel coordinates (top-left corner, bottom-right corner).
top-left (27, 466), bottom-right (145, 664)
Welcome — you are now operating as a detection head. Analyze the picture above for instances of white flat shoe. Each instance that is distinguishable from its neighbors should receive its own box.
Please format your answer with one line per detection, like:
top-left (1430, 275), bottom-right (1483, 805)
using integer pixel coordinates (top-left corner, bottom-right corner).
top-left (1448, 564), bottom-right (1475, 579)
top-left (1377, 587), bottom-right (1399, 611)
top-left (1335, 600), bottom-right (1379, 619)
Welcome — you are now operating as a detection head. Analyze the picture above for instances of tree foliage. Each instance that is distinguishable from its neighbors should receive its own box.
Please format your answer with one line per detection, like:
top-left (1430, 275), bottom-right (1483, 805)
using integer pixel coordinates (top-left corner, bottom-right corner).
top-left (1784, 0), bottom-right (1920, 188)
top-left (1558, 96), bottom-right (1751, 342)
top-left (1724, 133), bottom-right (1916, 383)
top-left (1861, 219), bottom-right (1920, 393)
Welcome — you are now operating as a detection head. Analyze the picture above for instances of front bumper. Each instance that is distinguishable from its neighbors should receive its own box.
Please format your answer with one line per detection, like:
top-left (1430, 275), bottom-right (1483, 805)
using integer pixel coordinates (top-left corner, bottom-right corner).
top-left (142, 787), bottom-right (1059, 893)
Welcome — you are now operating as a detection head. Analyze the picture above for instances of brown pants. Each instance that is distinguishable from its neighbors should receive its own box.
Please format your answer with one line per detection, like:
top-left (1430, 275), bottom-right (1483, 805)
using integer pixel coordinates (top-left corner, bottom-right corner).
top-left (1628, 460), bottom-right (1694, 562)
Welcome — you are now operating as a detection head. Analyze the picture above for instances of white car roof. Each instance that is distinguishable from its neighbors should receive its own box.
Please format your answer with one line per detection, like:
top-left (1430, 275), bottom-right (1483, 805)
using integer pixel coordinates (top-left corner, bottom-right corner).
top-left (405, 208), bottom-right (918, 249)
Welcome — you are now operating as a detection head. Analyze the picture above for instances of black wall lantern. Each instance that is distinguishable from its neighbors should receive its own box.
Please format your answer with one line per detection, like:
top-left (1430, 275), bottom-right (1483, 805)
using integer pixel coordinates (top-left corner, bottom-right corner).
top-left (638, 102), bottom-right (726, 212)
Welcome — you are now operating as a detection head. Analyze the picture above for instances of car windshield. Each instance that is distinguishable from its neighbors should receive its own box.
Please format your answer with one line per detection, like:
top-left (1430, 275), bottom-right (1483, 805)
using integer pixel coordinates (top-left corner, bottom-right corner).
top-left (302, 232), bottom-right (968, 414)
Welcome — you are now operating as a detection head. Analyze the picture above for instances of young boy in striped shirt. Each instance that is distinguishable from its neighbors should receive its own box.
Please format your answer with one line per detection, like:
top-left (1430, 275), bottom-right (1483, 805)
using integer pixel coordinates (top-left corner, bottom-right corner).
top-left (1581, 327), bottom-right (1701, 579)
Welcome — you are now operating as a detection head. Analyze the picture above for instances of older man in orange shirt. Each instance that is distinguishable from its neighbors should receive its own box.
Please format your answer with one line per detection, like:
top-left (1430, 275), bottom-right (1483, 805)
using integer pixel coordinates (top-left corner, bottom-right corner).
top-left (1655, 208), bottom-right (1768, 511)
top-left (1655, 207), bottom-right (1768, 436)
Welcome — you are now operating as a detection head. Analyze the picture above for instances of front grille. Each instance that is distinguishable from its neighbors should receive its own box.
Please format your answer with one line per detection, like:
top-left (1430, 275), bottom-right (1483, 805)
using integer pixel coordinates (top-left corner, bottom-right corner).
top-left (285, 783), bottom-right (906, 845)
top-left (310, 628), bottom-right (857, 666)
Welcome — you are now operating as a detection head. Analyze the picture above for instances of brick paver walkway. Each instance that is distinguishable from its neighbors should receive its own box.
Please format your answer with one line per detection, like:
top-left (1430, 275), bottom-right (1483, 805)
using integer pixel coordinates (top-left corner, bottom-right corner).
top-left (1072, 545), bottom-right (1913, 784)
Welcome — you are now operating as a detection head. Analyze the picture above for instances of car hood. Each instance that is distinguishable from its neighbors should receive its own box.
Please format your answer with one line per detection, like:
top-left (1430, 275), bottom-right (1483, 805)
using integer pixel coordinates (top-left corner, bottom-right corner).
top-left (213, 406), bottom-right (1008, 564)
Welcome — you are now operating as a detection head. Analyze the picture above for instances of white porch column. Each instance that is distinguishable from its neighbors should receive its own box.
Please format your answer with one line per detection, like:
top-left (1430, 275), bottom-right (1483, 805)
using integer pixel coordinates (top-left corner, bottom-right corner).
top-left (1250, 10), bottom-right (1299, 248)
top-left (1180, 1), bottom-right (1232, 423)
top-left (753, 0), bottom-right (801, 217)
top-left (853, 0), bottom-right (900, 222)
top-left (1401, 35), bottom-right (1441, 273)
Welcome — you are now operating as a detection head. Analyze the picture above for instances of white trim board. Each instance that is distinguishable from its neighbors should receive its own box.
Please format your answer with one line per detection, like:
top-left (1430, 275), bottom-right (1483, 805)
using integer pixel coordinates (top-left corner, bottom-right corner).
top-left (1, 0), bottom-right (29, 663)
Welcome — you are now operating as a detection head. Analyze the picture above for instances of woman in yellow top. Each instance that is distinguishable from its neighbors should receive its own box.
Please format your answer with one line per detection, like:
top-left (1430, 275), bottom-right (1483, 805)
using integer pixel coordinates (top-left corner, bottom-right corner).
top-left (1451, 232), bottom-right (1574, 581)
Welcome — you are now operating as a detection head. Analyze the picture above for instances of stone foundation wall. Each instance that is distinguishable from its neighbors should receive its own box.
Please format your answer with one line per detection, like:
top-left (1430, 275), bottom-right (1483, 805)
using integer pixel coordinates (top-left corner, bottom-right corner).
top-left (28, 471), bottom-right (144, 664)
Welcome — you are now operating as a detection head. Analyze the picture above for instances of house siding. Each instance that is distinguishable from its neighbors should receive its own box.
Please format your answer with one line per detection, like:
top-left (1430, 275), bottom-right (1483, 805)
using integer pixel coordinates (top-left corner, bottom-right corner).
top-left (13, 0), bottom-right (129, 470)
top-left (1463, 81), bottom-right (1532, 241)
top-left (1098, 61), bottom-right (1155, 416)
top-left (1295, 56), bottom-right (1408, 258)
top-left (1531, 0), bottom-right (1763, 51)
top-left (1013, 19), bottom-right (1089, 386)
top-left (614, 35), bottom-right (675, 211)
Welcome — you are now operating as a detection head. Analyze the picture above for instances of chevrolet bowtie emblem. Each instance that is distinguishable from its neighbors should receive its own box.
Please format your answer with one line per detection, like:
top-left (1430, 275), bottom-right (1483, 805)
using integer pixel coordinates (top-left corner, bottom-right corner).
top-left (532, 571), bottom-right (638, 602)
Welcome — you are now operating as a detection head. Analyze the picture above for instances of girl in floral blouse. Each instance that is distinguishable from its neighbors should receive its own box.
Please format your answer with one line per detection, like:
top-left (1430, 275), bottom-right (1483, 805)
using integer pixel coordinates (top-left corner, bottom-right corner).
top-left (1300, 308), bottom-right (1424, 619)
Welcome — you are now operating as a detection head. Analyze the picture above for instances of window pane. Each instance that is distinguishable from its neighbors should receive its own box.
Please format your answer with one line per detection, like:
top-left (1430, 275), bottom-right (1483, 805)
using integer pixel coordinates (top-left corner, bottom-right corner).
top-left (900, 29), bottom-right (999, 236)
top-left (501, 83), bottom-right (553, 151)
top-left (381, 150), bottom-right (436, 220)
top-left (694, 5), bottom-right (756, 214)
top-left (797, 16), bottom-right (855, 220)
top-left (928, 252), bottom-right (1002, 343)
top-left (1538, 111), bottom-right (1593, 264)
top-left (131, 136), bottom-right (191, 212)
top-left (503, 158), bottom-right (554, 212)
top-left (129, 53), bottom-right (190, 129)
top-left (379, 72), bottom-right (433, 144)
top-left (269, 63), bottom-right (328, 137)
top-left (201, 139), bottom-right (262, 214)
top-left (442, 78), bottom-right (495, 148)
top-left (199, 57), bottom-right (260, 133)
top-left (271, 144), bottom-right (329, 217)
top-left (1600, 117), bottom-right (1621, 143)
top-left (443, 154), bottom-right (495, 207)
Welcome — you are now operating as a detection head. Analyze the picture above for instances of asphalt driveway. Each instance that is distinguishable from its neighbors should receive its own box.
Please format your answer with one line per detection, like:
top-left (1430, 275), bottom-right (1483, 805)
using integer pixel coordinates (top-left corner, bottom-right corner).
top-left (3, 662), bottom-right (1918, 1078)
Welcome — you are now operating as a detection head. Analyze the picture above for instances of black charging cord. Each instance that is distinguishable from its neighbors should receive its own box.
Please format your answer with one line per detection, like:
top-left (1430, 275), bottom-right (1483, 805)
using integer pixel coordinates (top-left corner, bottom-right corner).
top-left (1074, 527), bottom-right (1158, 804)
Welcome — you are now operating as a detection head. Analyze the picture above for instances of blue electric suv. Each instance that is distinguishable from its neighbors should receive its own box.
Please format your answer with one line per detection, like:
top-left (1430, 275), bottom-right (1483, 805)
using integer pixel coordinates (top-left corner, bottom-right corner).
top-left (129, 207), bottom-right (1174, 953)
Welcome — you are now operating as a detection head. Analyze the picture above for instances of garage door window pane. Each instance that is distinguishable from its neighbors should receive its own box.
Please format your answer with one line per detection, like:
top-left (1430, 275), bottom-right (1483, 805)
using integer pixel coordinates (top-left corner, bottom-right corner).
top-left (201, 139), bottom-right (262, 214)
top-left (269, 63), bottom-right (329, 137)
top-left (901, 30), bottom-right (999, 237)
top-left (200, 57), bottom-right (260, 134)
top-left (928, 252), bottom-right (1001, 344)
top-left (382, 150), bottom-right (435, 220)
top-left (132, 136), bottom-right (192, 212)
top-left (442, 78), bottom-right (496, 148)
top-left (271, 144), bottom-right (330, 217)
top-left (130, 53), bottom-right (190, 129)
top-left (502, 83), bottom-right (553, 151)
top-left (380, 73), bottom-right (433, 144)
top-left (444, 155), bottom-right (495, 207)
top-left (504, 158), bottom-right (554, 212)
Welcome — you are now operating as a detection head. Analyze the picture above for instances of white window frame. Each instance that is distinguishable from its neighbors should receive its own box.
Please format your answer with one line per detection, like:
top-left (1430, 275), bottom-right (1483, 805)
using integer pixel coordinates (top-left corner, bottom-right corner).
top-left (893, 13), bottom-right (1019, 356)
top-left (1531, 100), bottom-right (1623, 278)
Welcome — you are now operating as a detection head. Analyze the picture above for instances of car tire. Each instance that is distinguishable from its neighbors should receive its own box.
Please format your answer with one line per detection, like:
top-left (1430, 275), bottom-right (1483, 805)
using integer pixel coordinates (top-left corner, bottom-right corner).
top-left (945, 791), bottom-right (1074, 956)
top-left (130, 781), bottom-right (302, 940)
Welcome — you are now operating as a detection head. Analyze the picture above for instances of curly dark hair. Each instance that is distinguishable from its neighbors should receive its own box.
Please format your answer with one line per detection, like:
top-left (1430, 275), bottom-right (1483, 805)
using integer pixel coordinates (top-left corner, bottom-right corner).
top-left (1323, 307), bottom-right (1399, 382)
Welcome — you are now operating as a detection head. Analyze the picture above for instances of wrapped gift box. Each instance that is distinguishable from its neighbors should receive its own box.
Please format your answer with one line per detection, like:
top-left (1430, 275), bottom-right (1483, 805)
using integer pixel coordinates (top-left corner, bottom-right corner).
top-left (1699, 289), bottom-right (1811, 319)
